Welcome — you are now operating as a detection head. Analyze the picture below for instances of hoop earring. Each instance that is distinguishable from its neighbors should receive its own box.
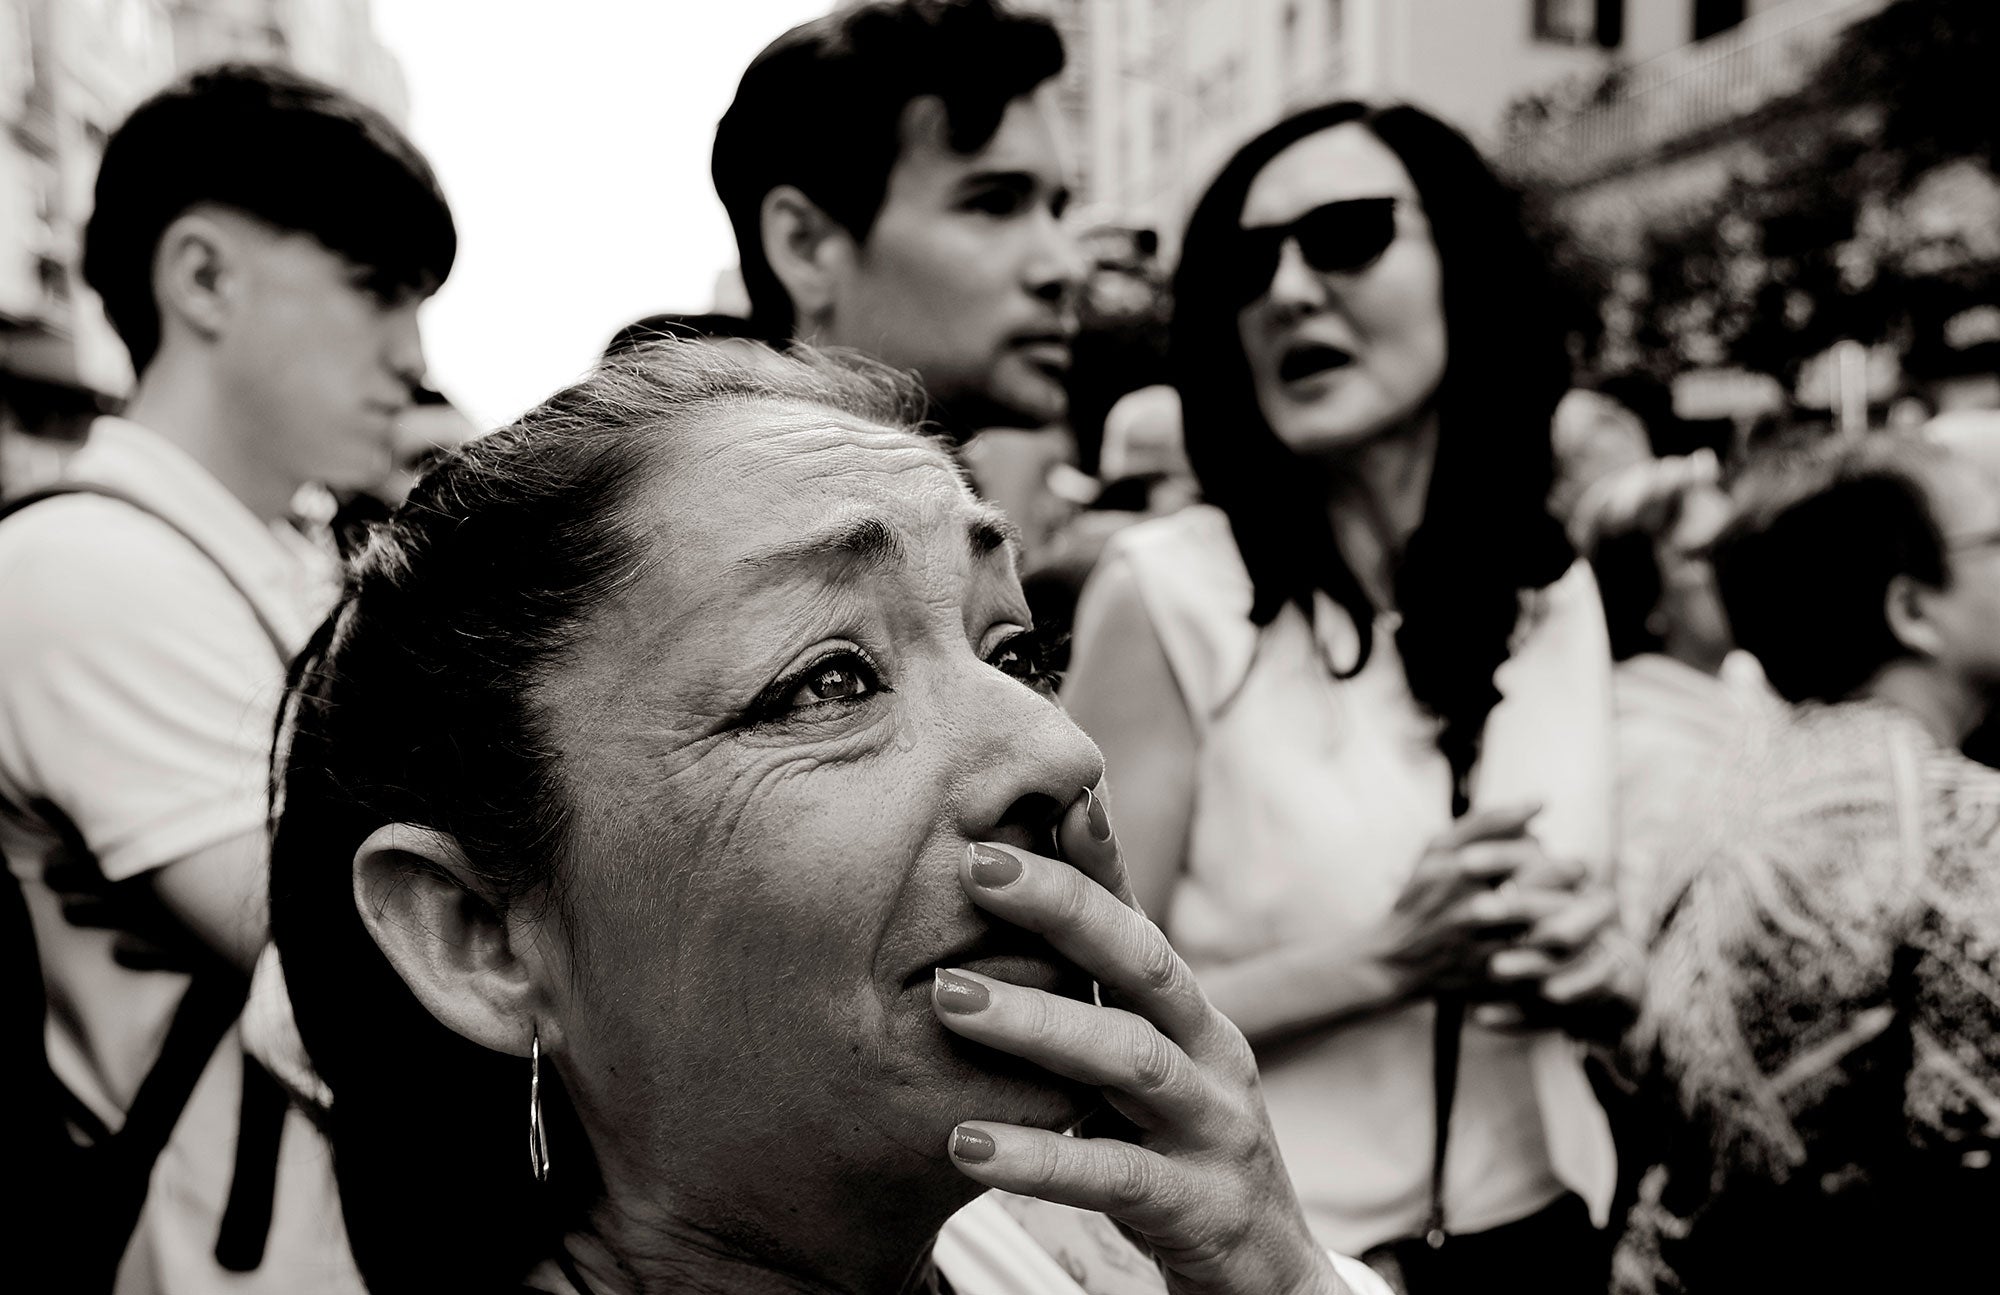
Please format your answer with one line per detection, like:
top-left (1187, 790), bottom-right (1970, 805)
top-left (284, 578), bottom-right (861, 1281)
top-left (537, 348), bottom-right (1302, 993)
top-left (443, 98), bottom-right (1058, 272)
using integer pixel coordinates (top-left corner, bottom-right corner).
top-left (529, 1027), bottom-right (551, 1184)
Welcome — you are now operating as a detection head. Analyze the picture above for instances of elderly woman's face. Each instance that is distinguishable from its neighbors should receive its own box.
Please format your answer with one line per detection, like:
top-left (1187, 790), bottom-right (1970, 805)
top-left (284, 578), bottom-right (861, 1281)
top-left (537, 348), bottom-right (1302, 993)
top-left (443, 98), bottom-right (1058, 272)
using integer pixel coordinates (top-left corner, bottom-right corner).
top-left (535, 406), bottom-right (1104, 1196)
top-left (1235, 123), bottom-right (1448, 458)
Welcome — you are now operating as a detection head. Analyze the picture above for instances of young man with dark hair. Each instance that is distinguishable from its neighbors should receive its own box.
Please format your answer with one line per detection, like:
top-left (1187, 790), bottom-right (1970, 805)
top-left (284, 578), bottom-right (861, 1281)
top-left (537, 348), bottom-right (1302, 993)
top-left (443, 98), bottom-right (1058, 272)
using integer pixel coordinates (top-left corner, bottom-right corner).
top-left (712, 0), bottom-right (1082, 435)
top-left (0, 62), bottom-right (451, 1292)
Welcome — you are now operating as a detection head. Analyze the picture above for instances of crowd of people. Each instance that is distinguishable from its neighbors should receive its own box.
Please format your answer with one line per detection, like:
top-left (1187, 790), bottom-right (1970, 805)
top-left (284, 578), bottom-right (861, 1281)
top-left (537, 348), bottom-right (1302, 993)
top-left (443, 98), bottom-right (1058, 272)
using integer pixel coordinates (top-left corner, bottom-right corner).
top-left (2, 2), bottom-right (1997, 1294)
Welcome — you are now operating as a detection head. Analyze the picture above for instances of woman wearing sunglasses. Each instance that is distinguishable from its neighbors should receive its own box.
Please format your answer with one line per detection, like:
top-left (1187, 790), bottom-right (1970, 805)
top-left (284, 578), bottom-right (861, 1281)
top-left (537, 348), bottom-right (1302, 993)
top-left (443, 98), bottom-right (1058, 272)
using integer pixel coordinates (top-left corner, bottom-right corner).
top-left (1063, 102), bottom-right (1631, 1293)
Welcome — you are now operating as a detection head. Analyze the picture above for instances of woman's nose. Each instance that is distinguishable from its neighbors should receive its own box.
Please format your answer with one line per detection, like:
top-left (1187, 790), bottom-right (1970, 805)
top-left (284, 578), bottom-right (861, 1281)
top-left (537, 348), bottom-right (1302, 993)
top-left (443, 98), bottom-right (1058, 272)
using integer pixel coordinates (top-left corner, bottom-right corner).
top-left (1263, 237), bottom-right (1329, 317)
top-left (951, 670), bottom-right (1105, 857)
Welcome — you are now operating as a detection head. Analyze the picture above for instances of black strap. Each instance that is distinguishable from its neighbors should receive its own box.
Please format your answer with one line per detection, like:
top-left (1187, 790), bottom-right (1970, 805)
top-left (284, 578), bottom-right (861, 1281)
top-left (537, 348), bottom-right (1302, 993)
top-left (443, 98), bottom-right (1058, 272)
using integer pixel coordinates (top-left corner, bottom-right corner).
top-left (215, 1053), bottom-right (288, 1271)
top-left (96, 963), bottom-right (251, 1247)
top-left (1425, 996), bottom-right (1465, 1248)
top-left (1424, 778), bottom-right (1475, 1250)
top-left (2, 482), bottom-right (294, 1277)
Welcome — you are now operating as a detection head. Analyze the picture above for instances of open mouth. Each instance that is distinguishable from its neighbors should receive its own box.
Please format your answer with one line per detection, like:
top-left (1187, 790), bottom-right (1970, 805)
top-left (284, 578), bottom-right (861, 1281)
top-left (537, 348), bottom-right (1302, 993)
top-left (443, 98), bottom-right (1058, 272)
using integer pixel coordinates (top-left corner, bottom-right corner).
top-left (1012, 335), bottom-right (1073, 378)
top-left (1277, 341), bottom-right (1353, 385)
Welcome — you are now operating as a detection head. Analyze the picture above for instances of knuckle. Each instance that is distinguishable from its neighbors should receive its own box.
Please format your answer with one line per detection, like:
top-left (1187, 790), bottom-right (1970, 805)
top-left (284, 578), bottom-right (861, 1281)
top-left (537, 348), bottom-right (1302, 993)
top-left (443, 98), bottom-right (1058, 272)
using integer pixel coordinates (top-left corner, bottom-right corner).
top-left (1210, 1016), bottom-right (1258, 1080)
top-left (1027, 1135), bottom-right (1068, 1191)
top-left (1126, 1025), bottom-right (1181, 1095)
top-left (1106, 1148), bottom-right (1159, 1212)
top-left (1050, 867), bottom-right (1094, 928)
top-left (1208, 1023), bottom-right (1256, 1079)
top-left (1134, 931), bottom-right (1187, 999)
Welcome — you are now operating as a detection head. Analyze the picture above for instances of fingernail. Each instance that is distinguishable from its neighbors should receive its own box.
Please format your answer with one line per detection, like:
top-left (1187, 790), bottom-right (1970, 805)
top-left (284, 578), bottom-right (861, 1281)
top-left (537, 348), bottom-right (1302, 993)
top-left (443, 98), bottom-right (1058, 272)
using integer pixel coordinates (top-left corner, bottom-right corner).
top-left (933, 968), bottom-right (990, 1015)
top-left (951, 1126), bottom-right (996, 1163)
top-left (968, 843), bottom-right (1022, 888)
top-left (1084, 786), bottom-right (1112, 841)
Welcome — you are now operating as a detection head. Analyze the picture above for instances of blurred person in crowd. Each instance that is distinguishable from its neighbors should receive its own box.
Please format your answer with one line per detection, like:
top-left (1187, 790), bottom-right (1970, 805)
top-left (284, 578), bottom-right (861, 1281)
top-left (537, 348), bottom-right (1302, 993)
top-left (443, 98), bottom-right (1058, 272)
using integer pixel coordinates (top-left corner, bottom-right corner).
top-left (1615, 435), bottom-right (2000, 1294)
top-left (1021, 384), bottom-right (1198, 645)
top-left (1063, 101), bottom-right (1631, 1294)
top-left (0, 64), bottom-right (451, 1292)
top-left (269, 342), bottom-right (1392, 1295)
top-left (1924, 408), bottom-right (2000, 768)
top-left (1547, 388), bottom-right (1654, 533)
top-left (1096, 384), bottom-right (1198, 516)
top-left (1066, 225), bottom-right (1171, 476)
top-left (1572, 452), bottom-right (1774, 938)
top-left (710, 0), bottom-right (1082, 439)
top-left (324, 384), bottom-right (480, 560)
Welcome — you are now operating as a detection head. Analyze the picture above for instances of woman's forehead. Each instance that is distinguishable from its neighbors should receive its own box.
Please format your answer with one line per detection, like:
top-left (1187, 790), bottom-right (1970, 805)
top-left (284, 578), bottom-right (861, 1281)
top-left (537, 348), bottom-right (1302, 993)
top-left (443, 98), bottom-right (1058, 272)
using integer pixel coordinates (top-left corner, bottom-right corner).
top-left (1241, 123), bottom-right (1416, 229)
top-left (639, 408), bottom-right (974, 558)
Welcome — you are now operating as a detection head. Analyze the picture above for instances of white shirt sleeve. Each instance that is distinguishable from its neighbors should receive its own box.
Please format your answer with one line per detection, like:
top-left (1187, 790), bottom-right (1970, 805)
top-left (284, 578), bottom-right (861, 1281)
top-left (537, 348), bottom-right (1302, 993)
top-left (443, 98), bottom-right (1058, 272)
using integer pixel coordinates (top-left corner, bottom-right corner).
top-left (0, 501), bottom-right (287, 880)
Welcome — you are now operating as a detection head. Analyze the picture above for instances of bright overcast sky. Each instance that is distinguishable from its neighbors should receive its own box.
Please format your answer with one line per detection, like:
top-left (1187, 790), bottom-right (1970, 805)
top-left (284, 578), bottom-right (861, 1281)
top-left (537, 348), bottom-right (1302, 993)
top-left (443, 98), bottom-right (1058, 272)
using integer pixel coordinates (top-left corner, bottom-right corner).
top-left (374, 1), bottom-right (830, 429)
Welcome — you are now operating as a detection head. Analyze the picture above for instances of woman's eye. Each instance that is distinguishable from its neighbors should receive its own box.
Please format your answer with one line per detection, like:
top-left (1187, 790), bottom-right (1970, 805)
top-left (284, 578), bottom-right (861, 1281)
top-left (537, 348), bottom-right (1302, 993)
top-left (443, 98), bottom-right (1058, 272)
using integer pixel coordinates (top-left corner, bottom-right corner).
top-left (789, 662), bottom-right (872, 707)
top-left (963, 188), bottom-right (1025, 217)
top-left (986, 629), bottom-right (1063, 694)
top-left (747, 651), bottom-right (888, 726)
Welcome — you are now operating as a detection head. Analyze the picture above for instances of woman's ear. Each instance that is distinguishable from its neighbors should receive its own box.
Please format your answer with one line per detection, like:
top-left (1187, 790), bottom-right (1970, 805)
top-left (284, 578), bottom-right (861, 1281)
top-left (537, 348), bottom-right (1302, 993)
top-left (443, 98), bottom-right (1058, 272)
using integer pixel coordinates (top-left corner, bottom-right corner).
top-left (1884, 571), bottom-right (1945, 660)
top-left (354, 823), bottom-right (549, 1057)
top-left (759, 184), bottom-right (855, 335)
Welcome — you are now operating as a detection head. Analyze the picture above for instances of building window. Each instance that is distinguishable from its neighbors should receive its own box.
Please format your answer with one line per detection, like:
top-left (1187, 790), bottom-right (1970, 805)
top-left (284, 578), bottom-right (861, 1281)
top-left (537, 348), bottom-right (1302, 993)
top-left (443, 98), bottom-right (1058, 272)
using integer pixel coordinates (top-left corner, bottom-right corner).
top-left (1533, 0), bottom-right (1622, 47)
top-left (1693, 0), bottom-right (1746, 41)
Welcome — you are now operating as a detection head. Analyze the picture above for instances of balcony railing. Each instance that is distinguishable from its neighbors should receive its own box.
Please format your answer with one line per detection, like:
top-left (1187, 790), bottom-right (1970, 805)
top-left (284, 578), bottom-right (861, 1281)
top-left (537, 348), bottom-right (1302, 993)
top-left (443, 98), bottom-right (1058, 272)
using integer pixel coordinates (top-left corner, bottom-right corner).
top-left (1502, 0), bottom-right (1893, 187)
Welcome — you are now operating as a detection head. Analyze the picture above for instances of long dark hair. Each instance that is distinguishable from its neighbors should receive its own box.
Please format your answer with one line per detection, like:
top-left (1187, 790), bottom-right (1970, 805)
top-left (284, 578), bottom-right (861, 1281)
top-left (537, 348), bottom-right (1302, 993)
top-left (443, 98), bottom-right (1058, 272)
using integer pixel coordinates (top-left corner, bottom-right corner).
top-left (1171, 100), bottom-right (1574, 789)
top-left (269, 343), bottom-right (924, 1293)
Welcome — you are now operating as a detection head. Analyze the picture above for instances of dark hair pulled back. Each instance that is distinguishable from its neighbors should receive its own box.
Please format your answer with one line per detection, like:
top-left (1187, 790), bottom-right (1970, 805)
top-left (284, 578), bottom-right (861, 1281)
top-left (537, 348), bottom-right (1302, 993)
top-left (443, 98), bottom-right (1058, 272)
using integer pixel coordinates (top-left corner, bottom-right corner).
top-left (269, 342), bottom-right (926, 1292)
top-left (1170, 100), bottom-right (1574, 790)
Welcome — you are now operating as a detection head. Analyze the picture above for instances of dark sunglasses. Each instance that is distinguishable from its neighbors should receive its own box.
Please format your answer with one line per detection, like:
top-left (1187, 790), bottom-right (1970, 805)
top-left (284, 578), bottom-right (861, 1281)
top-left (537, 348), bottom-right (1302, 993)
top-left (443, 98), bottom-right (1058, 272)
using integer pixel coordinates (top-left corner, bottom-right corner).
top-left (1227, 197), bottom-right (1399, 305)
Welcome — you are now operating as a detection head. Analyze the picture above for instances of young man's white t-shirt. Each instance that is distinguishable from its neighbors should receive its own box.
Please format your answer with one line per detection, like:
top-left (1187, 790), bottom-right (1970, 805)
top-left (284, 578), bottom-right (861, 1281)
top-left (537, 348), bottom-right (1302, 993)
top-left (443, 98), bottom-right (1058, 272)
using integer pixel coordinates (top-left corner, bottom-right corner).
top-left (0, 416), bottom-right (359, 1293)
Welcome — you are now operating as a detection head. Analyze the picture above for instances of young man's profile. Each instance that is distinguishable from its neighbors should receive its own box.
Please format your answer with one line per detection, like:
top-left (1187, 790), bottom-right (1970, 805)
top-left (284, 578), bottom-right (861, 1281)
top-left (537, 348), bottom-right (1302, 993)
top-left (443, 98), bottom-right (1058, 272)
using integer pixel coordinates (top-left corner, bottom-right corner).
top-left (0, 61), bottom-right (452, 1294)
top-left (712, 0), bottom-right (1083, 436)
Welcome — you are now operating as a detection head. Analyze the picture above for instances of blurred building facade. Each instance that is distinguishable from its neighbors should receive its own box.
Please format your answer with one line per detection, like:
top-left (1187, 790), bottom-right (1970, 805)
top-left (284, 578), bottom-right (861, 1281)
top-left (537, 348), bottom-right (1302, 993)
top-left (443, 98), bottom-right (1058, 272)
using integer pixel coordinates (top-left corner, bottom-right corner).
top-left (1075, 0), bottom-right (1832, 247)
top-left (0, 0), bottom-right (406, 449)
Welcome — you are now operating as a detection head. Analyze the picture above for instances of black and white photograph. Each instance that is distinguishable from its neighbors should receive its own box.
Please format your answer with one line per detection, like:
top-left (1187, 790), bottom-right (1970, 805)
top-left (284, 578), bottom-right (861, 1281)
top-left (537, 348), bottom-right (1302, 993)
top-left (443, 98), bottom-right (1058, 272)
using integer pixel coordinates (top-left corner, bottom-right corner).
top-left (3, 1), bottom-right (1997, 1292)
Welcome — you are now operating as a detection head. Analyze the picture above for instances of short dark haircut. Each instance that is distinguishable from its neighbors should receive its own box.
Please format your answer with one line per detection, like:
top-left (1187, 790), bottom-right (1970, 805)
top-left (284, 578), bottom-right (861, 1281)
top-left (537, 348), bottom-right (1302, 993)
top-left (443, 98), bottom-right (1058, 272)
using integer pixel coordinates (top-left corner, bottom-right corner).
top-left (83, 62), bottom-right (456, 376)
top-left (1170, 101), bottom-right (1574, 792)
top-left (712, 0), bottom-right (1065, 338)
top-left (1711, 437), bottom-right (1950, 704)
top-left (270, 342), bottom-right (928, 1292)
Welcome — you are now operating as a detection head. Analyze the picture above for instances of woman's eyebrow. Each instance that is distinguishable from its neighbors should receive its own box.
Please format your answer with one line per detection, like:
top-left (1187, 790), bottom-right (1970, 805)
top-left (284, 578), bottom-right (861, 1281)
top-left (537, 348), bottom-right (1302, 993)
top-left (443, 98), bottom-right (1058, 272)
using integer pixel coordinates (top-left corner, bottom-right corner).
top-left (968, 505), bottom-right (1020, 559)
top-left (735, 516), bottom-right (904, 574)
top-left (733, 507), bottom-right (1019, 580)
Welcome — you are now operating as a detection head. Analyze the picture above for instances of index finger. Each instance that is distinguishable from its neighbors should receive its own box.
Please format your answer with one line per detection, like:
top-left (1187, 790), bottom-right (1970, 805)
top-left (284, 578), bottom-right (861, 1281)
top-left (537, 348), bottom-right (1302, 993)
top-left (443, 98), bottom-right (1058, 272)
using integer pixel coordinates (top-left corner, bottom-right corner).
top-left (1055, 785), bottom-right (1140, 913)
top-left (961, 842), bottom-right (1213, 1049)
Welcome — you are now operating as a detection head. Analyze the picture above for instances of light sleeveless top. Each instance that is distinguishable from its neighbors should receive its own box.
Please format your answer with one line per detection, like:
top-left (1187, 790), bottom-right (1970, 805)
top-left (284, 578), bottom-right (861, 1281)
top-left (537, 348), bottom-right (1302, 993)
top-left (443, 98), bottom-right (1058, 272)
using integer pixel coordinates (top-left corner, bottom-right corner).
top-left (1094, 504), bottom-right (1617, 1253)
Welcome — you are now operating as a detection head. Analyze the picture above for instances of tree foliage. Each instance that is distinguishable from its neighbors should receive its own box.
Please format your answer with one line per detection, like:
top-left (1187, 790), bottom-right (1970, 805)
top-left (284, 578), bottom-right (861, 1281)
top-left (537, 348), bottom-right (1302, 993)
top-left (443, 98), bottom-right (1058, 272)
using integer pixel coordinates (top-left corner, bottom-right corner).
top-left (1580, 0), bottom-right (2000, 390)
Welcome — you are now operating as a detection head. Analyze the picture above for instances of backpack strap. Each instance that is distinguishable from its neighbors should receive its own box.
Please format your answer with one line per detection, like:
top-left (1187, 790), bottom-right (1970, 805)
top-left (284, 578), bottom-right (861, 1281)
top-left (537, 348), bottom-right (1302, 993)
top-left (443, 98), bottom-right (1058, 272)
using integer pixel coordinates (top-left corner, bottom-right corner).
top-left (1, 482), bottom-right (295, 1280)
